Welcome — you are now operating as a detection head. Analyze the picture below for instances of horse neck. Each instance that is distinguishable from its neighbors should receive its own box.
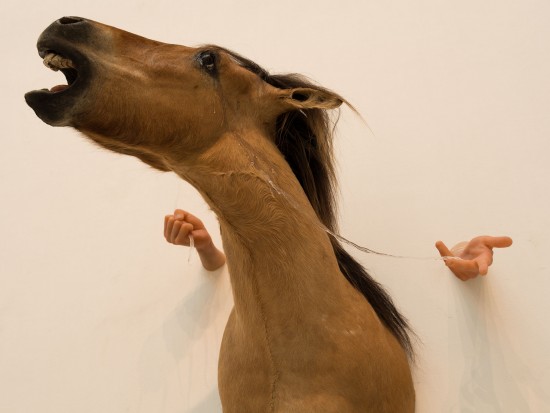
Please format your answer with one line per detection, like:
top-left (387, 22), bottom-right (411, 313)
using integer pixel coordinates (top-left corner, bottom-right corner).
top-left (175, 128), bottom-right (350, 321)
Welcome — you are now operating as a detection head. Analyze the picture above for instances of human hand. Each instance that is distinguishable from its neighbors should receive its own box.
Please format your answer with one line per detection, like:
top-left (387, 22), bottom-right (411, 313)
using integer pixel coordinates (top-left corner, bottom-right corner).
top-left (164, 209), bottom-right (226, 271)
top-left (164, 209), bottom-right (214, 250)
top-left (435, 236), bottom-right (513, 281)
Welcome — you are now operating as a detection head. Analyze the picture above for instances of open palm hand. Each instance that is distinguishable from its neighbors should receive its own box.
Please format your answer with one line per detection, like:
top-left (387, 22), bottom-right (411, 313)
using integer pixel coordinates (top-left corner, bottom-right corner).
top-left (435, 236), bottom-right (513, 281)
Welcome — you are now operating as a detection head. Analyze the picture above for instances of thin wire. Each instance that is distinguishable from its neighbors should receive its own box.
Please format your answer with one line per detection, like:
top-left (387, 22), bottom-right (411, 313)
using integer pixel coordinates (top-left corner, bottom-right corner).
top-left (188, 234), bottom-right (195, 263)
top-left (173, 180), bottom-right (196, 263)
top-left (324, 227), bottom-right (459, 261)
top-left (264, 170), bottom-right (461, 262)
top-left (206, 142), bottom-right (461, 263)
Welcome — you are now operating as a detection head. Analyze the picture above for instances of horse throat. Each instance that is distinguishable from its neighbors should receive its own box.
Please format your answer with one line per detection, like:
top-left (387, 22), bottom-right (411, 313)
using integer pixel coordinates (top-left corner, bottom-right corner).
top-left (172, 129), bottom-right (350, 317)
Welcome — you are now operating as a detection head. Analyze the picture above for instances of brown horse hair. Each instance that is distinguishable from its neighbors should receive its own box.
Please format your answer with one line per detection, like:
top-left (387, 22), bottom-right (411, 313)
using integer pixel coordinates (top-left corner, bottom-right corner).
top-left (217, 47), bottom-right (414, 358)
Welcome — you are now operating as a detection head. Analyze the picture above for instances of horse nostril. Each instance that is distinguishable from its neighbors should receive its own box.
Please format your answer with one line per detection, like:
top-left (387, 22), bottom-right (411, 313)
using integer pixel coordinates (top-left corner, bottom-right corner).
top-left (58, 16), bottom-right (84, 25)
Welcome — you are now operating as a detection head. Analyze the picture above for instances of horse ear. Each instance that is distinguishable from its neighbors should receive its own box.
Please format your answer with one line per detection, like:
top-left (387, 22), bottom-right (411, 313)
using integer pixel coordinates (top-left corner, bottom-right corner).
top-left (279, 87), bottom-right (343, 110)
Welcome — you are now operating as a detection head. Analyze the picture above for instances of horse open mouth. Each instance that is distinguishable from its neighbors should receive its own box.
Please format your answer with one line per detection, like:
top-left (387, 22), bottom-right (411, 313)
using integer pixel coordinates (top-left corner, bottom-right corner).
top-left (25, 38), bottom-right (91, 125)
top-left (27, 44), bottom-right (87, 97)
top-left (40, 50), bottom-right (79, 93)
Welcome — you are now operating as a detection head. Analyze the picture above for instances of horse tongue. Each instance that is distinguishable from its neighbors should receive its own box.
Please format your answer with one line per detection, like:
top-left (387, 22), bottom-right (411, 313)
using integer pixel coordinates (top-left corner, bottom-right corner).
top-left (50, 84), bottom-right (69, 93)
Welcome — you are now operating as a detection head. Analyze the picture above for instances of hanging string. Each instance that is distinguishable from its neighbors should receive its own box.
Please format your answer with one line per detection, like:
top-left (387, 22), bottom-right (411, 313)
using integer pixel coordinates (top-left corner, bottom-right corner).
top-left (188, 233), bottom-right (195, 263)
top-left (202, 146), bottom-right (462, 263)
top-left (323, 227), bottom-right (460, 261)
top-left (263, 169), bottom-right (461, 262)
top-left (173, 180), bottom-right (197, 263)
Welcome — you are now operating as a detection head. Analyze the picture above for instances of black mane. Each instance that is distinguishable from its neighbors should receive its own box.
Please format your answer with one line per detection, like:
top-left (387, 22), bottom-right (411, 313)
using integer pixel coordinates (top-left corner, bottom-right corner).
top-left (220, 47), bottom-right (414, 358)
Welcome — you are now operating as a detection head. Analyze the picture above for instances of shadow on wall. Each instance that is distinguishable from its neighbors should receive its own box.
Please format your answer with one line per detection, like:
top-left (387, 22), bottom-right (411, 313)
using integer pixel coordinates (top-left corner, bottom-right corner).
top-left (449, 278), bottom-right (548, 412)
top-left (137, 267), bottom-right (231, 413)
top-left (162, 277), bottom-right (227, 358)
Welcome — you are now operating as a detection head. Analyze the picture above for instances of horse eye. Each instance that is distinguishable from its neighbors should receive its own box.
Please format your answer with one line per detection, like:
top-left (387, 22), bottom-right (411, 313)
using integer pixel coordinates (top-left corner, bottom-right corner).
top-left (199, 52), bottom-right (216, 72)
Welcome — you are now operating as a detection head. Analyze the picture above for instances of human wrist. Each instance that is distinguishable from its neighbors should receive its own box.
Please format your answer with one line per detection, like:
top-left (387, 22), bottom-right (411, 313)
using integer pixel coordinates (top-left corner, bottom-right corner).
top-left (196, 239), bottom-right (216, 255)
top-left (196, 240), bottom-right (225, 271)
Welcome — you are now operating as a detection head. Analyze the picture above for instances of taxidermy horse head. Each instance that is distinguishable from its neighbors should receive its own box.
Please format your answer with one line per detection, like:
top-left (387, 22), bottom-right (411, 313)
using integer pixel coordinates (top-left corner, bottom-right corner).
top-left (26, 17), bottom-right (415, 412)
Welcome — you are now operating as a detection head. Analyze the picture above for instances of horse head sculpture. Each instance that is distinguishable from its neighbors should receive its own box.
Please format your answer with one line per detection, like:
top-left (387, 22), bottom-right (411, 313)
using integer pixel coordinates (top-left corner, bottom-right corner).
top-left (26, 17), bottom-right (415, 413)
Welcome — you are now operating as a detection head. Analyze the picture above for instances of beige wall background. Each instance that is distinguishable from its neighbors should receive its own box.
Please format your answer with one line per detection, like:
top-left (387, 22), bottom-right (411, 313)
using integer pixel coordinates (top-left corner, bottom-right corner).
top-left (1, 1), bottom-right (549, 412)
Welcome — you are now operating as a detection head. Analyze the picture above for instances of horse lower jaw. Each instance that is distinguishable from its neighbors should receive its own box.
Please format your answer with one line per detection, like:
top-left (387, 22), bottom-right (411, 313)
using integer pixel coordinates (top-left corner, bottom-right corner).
top-left (25, 86), bottom-right (81, 126)
top-left (25, 60), bottom-right (91, 126)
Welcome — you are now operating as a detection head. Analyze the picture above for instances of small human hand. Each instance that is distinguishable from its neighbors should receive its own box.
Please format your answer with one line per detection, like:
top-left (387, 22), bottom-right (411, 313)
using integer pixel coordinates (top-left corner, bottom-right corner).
top-left (164, 209), bottom-right (226, 271)
top-left (164, 209), bottom-right (213, 249)
top-left (435, 236), bottom-right (513, 281)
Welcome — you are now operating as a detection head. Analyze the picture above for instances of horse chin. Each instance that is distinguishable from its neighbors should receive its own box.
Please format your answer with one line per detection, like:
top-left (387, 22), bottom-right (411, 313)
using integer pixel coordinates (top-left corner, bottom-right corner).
top-left (25, 85), bottom-right (88, 127)
top-left (24, 33), bottom-right (93, 126)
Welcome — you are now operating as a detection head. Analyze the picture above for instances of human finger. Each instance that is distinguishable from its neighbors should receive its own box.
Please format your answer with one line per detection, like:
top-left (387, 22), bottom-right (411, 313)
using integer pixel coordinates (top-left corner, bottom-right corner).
top-left (188, 228), bottom-right (214, 249)
top-left (181, 211), bottom-right (206, 230)
top-left (164, 215), bottom-right (170, 238)
top-left (171, 220), bottom-right (183, 243)
top-left (477, 259), bottom-right (489, 276)
top-left (175, 223), bottom-right (194, 245)
top-left (165, 215), bottom-right (175, 241)
top-left (485, 236), bottom-right (513, 249)
top-left (173, 209), bottom-right (187, 221)
top-left (450, 260), bottom-right (479, 281)
top-left (435, 241), bottom-right (453, 258)
top-left (445, 259), bottom-right (467, 281)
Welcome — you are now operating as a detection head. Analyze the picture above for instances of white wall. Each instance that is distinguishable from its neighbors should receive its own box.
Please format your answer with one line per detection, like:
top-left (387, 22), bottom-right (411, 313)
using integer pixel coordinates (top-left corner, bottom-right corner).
top-left (1, 1), bottom-right (549, 412)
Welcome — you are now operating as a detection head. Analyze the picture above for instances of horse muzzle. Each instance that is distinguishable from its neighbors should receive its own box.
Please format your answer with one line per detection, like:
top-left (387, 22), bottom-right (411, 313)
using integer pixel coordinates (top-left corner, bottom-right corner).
top-left (25, 17), bottom-right (96, 126)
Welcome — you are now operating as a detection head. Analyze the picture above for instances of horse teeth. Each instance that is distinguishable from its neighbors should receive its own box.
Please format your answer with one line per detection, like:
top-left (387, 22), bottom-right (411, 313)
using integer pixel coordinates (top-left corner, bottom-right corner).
top-left (43, 53), bottom-right (75, 71)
